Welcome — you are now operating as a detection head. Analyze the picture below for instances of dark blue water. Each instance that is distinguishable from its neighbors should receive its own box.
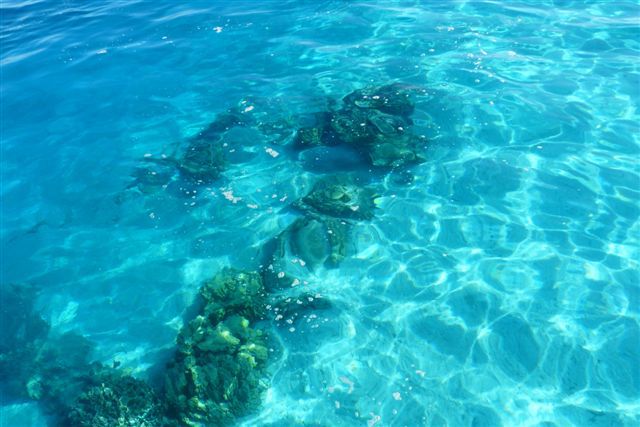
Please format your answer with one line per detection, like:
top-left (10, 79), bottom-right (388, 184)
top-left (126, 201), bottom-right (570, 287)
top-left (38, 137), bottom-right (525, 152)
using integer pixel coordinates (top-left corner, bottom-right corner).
top-left (1, 1), bottom-right (639, 426)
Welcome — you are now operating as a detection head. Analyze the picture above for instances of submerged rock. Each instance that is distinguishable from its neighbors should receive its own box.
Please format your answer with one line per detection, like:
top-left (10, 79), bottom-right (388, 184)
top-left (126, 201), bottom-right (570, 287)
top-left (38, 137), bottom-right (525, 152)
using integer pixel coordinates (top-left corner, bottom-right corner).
top-left (262, 176), bottom-right (378, 290)
top-left (294, 175), bottom-right (377, 220)
top-left (128, 108), bottom-right (253, 189)
top-left (328, 106), bottom-right (377, 146)
top-left (198, 109), bottom-right (253, 141)
top-left (342, 83), bottom-right (415, 117)
top-left (285, 215), bottom-right (349, 269)
top-left (262, 215), bottom-right (352, 290)
top-left (199, 268), bottom-right (266, 324)
top-left (177, 139), bottom-right (226, 182)
top-left (0, 284), bottom-right (167, 426)
top-left (368, 133), bottom-right (426, 167)
top-left (66, 368), bottom-right (165, 427)
top-left (295, 126), bottom-right (327, 149)
top-left (164, 268), bottom-right (270, 427)
top-left (295, 83), bottom-right (425, 169)
top-left (127, 163), bottom-right (174, 195)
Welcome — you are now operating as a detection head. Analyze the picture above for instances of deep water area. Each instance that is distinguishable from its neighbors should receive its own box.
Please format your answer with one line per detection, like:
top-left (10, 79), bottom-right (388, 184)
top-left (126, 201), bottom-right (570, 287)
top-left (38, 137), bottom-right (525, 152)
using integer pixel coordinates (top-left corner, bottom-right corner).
top-left (1, 1), bottom-right (639, 426)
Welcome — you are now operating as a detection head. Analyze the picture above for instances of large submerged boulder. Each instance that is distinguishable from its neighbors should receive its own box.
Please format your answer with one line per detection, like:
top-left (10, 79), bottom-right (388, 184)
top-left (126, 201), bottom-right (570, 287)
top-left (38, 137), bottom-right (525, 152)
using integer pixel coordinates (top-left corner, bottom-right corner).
top-left (164, 268), bottom-right (269, 427)
top-left (294, 83), bottom-right (425, 169)
top-left (262, 175), bottom-right (378, 291)
top-left (177, 140), bottom-right (226, 182)
top-left (262, 215), bottom-right (351, 291)
top-left (294, 175), bottom-right (377, 220)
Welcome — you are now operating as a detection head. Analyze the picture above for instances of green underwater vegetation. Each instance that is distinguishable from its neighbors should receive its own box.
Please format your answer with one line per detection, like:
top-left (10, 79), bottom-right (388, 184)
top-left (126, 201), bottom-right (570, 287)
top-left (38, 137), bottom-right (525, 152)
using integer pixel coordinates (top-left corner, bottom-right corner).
top-left (1, 272), bottom-right (272, 426)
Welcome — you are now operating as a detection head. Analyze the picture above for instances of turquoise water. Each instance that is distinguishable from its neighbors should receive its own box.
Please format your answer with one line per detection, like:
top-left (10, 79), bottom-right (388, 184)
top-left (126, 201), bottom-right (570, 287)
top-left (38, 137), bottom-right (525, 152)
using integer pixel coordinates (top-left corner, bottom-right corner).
top-left (1, 1), bottom-right (639, 426)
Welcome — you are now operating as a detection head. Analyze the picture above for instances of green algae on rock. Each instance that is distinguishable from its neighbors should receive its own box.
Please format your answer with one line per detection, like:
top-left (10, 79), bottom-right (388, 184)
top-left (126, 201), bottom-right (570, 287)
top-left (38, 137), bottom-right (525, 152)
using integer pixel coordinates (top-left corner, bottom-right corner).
top-left (294, 83), bottom-right (425, 169)
top-left (0, 284), bottom-right (167, 427)
top-left (176, 139), bottom-right (226, 182)
top-left (294, 175), bottom-right (377, 220)
top-left (262, 175), bottom-right (379, 290)
top-left (66, 367), bottom-right (166, 427)
top-left (199, 268), bottom-right (266, 323)
top-left (130, 108), bottom-right (254, 188)
top-left (164, 268), bottom-right (270, 426)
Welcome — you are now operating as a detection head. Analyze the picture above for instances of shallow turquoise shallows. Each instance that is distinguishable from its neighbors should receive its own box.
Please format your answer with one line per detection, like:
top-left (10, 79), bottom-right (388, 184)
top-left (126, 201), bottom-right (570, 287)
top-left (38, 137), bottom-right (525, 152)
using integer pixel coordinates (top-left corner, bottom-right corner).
top-left (1, 1), bottom-right (639, 426)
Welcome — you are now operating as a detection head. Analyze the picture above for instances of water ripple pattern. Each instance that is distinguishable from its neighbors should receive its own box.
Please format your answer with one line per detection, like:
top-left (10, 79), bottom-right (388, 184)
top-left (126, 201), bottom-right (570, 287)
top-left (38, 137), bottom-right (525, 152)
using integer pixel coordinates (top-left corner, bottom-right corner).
top-left (1, 1), bottom-right (638, 426)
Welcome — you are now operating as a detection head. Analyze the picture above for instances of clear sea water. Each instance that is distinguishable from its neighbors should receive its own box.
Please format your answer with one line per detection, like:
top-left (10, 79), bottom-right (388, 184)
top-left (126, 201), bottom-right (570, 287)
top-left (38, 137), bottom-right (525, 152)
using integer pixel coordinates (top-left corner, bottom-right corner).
top-left (1, 1), bottom-right (639, 426)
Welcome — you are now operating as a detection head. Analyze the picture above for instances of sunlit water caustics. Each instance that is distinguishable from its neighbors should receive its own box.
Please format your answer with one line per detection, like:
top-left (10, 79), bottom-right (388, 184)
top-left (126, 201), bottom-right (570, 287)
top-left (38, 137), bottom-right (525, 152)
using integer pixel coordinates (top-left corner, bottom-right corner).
top-left (1, 1), bottom-right (639, 426)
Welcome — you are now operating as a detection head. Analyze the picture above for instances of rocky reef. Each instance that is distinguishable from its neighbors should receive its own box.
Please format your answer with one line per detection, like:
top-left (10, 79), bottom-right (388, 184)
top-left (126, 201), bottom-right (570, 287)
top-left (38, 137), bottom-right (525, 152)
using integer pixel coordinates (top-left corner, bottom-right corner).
top-left (294, 174), bottom-right (377, 220)
top-left (295, 83), bottom-right (426, 168)
top-left (64, 366), bottom-right (166, 427)
top-left (177, 108), bottom-right (253, 182)
top-left (0, 284), bottom-right (167, 427)
top-left (262, 174), bottom-right (378, 291)
top-left (19, 82), bottom-right (424, 426)
top-left (127, 108), bottom-right (253, 195)
top-left (163, 268), bottom-right (270, 426)
top-left (128, 84), bottom-right (422, 197)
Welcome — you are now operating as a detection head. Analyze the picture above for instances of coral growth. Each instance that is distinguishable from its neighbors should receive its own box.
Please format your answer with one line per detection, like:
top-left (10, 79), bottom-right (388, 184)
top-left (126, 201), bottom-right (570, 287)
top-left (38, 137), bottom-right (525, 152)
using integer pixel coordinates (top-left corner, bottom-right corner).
top-left (164, 268), bottom-right (270, 426)
top-left (65, 366), bottom-right (166, 427)
top-left (262, 174), bottom-right (379, 290)
top-left (294, 83), bottom-right (425, 168)
top-left (177, 140), bottom-right (227, 182)
top-left (294, 175), bottom-right (377, 220)
top-left (0, 284), bottom-right (167, 426)
top-left (261, 215), bottom-right (351, 291)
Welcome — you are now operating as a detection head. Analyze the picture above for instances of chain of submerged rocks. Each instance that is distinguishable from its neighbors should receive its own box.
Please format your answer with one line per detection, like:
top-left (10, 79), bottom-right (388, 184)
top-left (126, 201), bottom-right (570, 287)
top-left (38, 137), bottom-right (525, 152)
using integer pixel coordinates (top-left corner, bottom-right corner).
top-left (0, 84), bottom-right (424, 426)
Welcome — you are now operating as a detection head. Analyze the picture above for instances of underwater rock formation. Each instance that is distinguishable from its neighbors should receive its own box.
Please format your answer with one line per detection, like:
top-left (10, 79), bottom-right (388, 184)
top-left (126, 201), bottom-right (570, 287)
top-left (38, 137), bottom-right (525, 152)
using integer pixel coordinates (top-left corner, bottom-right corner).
top-left (294, 175), bottom-right (377, 220)
top-left (262, 175), bottom-right (377, 291)
top-left (65, 366), bottom-right (166, 427)
top-left (164, 268), bottom-right (270, 426)
top-left (176, 139), bottom-right (226, 182)
top-left (127, 162), bottom-right (175, 195)
top-left (0, 284), bottom-right (169, 427)
top-left (294, 84), bottom-right (425, 168)
top-left (197, 110), bottom-right (252, 140)
top-left (262, 215), bottom-right (351, 291)
top-left (174, 109), bottom-right (251, 182)
top-left (128, 108), bottom-right (253, 193)
top-left (342, 83), bottom-right (415, 117)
